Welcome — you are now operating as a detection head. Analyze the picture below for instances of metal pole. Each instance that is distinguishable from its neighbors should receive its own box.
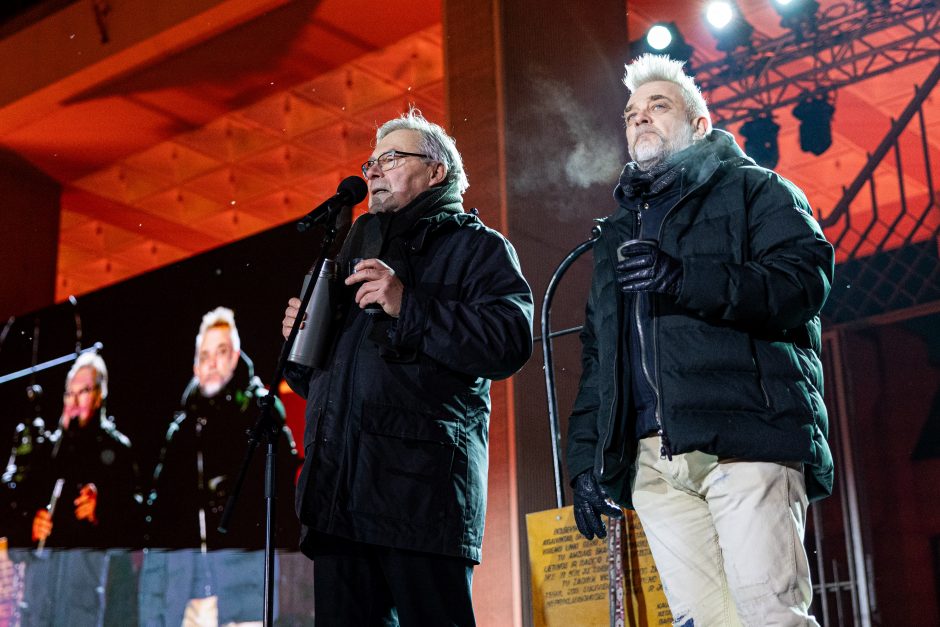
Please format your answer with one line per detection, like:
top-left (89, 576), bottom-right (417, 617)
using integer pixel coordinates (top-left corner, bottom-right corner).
top-left (540, 227), bottom-right (600, 508)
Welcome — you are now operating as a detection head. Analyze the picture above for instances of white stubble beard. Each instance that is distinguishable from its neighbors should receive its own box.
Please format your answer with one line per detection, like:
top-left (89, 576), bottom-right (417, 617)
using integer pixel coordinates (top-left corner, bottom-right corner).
top-left (630, 124), bottom-right (697, 171)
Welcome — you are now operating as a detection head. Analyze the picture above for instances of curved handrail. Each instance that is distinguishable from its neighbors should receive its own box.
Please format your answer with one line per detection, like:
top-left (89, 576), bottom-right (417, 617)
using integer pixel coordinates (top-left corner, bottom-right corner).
top-left (541, 225), bottom-right (601, 508)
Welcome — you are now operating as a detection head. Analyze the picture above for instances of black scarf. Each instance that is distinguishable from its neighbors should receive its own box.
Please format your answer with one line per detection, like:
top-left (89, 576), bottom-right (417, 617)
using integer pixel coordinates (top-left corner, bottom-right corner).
top-left (335, 181), bottom-right (464, 362)
top-left (616, 138), bottom-right (711, 201)
top-left (337, 180), bottom-right (463, 268)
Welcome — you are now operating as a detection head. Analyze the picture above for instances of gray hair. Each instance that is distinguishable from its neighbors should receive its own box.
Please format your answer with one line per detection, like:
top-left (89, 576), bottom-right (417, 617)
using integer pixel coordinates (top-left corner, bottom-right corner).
top-left (623, 54), bottom-right (712, 133)
top-left (66, 351), bottom-right (108, 400)
top-left (194, 306), bottom-right (240, 364)
top-left (376, 107), bottom-right (469, 194)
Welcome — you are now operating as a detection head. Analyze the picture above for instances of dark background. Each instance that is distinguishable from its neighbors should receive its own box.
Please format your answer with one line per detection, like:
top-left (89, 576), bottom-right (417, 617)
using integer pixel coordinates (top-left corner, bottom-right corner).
top-left (0, 219), bottom-right (320, 494)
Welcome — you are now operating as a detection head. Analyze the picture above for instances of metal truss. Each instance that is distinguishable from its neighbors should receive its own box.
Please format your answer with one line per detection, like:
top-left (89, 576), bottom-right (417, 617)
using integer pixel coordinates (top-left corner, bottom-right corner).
top-left (816, 60), bottom-right (938, 324)
top-left (694, 0), bottom-right (940, 125)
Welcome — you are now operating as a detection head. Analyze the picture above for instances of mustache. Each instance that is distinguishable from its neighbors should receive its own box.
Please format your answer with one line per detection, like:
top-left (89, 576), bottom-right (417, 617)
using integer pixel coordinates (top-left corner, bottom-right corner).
top-left (632, 128), bottom-right (665, 143)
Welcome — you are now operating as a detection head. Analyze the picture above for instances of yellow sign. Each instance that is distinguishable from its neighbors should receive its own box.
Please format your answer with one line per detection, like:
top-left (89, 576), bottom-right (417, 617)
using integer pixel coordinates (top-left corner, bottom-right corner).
top-left (526, 506), bottom-right (672, 627)
top-left (526, 506), bottom-right (610, 626)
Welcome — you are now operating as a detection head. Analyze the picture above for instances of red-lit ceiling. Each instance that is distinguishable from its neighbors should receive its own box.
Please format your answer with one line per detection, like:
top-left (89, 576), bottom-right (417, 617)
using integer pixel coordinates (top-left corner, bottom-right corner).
top-left (1, 0), bottom-right (444, 299)
top-left (0, 0), bottom-right (936, 301)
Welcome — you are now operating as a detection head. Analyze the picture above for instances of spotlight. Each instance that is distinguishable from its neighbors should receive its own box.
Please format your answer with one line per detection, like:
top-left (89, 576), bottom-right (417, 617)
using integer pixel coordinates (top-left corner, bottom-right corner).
top-left (792, 93), bottom-right (835, 155)
top-left (771, 0), bottom-right (820, 38)
top-left (862, 0), bottom-right (891, 12)
top-left (705, 1), bottom-right (755, 53)
top-left (629, 22), bottom-right (695, 64)
top-left (740, 112), bottom-right (780, 168)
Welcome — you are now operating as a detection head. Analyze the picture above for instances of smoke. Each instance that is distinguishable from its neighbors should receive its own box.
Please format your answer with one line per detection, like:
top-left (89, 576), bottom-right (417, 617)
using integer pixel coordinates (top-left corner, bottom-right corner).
top-left (512, 75), bottom-right (623, 195)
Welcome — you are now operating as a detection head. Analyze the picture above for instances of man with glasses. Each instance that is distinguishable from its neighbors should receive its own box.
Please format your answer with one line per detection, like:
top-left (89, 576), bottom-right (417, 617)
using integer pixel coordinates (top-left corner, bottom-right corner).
top-left (3, 352), bottom-right (141, 625)
top-left (11, 352), bottom-right (140, 549)
top-left (281, 109), bottom-right (534, 625)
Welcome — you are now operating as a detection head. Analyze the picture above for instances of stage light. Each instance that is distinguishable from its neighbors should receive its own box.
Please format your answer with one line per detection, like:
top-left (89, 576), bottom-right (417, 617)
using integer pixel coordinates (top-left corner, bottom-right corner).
top-left (647, 24), bottom-right (673, 50)
top-left (740, 112), bottom-right (780, 168)
top-left (706, 1), bottom-right (734, 29)
top-left (771, 0), bottom-right (820, 38)
top-left (629, 22), bottom-right (695, 64)
top-left (705, 1), bottom-right (755, 53)
top-left (792, 93), bottom-right (835, 155)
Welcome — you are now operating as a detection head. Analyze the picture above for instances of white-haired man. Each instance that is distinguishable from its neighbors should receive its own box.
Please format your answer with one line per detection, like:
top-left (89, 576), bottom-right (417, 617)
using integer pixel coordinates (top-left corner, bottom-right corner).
top-left (4, 352), bottom-right (140, 626)
top-left (282, 109), bottom-right (534, 625)
top-left (27, 352), bottom-right (139, 548)
top-left (141, 307), bottom-right (298, 627)
top-left (566, 54), bottom-right (835, 625)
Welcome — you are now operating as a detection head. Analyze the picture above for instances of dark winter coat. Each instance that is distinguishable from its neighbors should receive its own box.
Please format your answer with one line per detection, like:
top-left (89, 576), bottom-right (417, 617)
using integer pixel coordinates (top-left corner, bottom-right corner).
top-left (285, 181), bottom-right (534, 563)
top-left (140, 360), bottom-right (298, 625)
top-left (145, 359), bottom-right (299, 550)
top-left (1, 410), bottom-right (140, 548)
top-left (566, 129), bottom-right (835, 508)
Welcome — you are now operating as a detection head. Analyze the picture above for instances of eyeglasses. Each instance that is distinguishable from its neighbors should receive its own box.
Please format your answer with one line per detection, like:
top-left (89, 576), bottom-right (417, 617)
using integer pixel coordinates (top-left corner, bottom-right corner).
top-left (63, 385), bottom-right (95, 403)
top-left (361, 150), bottom-right (431, 177)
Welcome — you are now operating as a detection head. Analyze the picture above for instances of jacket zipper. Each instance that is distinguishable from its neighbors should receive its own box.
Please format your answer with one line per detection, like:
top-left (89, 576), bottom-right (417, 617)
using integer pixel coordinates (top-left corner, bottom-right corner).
top-left (749, 336), bottom-right (772, 409)
top-left (194, 417), bottom-right (210, 579)
top-left (652, 169), bottom-right (714, 459)
top-left (195, 419), bottom-right (205, 539)
top-left (599, 221), bottom-right (620, 476)
top-left (632, 207), bottom-right (673, 460)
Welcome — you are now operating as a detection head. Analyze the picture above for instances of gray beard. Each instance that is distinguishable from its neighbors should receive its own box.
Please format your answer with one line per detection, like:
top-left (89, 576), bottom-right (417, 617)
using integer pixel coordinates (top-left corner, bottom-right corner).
top-left (199, 380), bottom-right (223, 398)
top-left (198, 372), bottom-right (233, 398)
top-left (631, 125), bottom-right (696, 171)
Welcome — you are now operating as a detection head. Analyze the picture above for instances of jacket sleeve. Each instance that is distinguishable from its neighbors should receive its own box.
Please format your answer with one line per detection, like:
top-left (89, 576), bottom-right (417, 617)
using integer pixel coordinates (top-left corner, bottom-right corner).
top-left (566, 283), bottom-right (601, 484)
top-left (677, 169), bottom-right (835, 330)
top-left (387, 228), bottom-right (534, 381)
top-left (283, 362), bottom-right (312, 399)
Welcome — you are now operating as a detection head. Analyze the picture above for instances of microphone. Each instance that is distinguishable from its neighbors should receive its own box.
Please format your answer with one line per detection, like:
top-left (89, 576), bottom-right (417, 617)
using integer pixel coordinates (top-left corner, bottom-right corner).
top-left (296, 176), bottom-right (368, 232)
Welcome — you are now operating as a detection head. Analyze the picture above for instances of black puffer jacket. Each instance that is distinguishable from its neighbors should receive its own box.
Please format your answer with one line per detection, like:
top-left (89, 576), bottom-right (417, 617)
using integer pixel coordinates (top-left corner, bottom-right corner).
top-left (2, 410), bottom-right (141, 548)
top-left (286, 181), bottom-right (534, 563)
top-left (566, 130), bottom-right (835, 508)
top-left (146, 358), bottom-right (299, 549)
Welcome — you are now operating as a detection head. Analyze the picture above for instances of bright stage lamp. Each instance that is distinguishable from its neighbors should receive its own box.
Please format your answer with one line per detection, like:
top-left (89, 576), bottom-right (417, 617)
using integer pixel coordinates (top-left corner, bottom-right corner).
top-left (629, 22), bottom-right (694, 64)
top-left (706, 1), bottom-right (735, 29)
top-left (705, 1), bottom-right (755, 53)
top-left (646, 24), bottom-right (673, 50)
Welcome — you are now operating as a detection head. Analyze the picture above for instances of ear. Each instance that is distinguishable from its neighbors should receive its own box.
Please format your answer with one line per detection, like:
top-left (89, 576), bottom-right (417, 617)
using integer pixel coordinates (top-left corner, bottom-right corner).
top-left (692, 116), bottom-right (709, 139)
top-left (429, 162), bottom-right (447, 186)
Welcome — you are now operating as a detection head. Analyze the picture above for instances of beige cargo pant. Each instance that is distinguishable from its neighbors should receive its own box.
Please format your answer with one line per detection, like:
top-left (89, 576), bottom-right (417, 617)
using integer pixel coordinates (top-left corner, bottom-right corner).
top-left (632, 436), bottom-right (820, 626)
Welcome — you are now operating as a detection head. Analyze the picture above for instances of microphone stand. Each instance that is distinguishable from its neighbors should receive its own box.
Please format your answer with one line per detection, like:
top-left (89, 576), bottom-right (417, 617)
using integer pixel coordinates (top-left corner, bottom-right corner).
top-left (218, 201), bottom-right (347, 627)
top-left (0, 343), bottom-right (104, 387)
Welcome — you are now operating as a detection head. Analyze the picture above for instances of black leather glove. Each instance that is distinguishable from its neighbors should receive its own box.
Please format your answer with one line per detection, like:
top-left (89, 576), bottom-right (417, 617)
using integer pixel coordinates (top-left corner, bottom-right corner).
top-left (616, 241), bottom-right (683, 297)
top-left (572, 471), bottom-right (623, 541)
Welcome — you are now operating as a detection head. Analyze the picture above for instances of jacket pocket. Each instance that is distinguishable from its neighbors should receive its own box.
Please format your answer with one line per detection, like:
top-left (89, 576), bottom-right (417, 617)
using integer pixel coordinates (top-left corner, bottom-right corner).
top-left (349, 402), bottom-right (458, 525)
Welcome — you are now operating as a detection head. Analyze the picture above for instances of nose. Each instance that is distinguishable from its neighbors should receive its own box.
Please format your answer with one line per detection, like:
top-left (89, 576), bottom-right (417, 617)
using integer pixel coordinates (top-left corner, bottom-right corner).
top-left (632, 110), bottom-right (651, 126)
top-left (364, 161), bottom-right (383, 179)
